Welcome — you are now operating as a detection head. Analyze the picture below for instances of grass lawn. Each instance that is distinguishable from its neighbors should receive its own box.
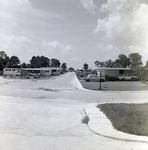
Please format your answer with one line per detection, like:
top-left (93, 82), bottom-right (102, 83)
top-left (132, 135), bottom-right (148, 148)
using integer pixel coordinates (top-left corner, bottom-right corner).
top-left (80, 81), bottom-right (148, 91)
top-left (98, 103), bottom-right (148, 136)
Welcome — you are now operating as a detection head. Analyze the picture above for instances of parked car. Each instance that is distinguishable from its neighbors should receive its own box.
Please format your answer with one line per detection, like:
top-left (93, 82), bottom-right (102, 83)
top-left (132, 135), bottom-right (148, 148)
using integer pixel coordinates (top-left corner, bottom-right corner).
top-left (27, 73), bottom-right (41, 79)
top-left (118, 74), bottom-right (138, 81)
top-left (14, 72), bottom-right (21, 76)
top-left (83, 74), bottom-right (106, 82)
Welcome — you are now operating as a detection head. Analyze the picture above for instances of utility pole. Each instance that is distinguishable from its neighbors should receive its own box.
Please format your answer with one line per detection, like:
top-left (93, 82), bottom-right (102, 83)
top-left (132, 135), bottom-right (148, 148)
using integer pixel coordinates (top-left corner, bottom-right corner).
top-left (20, 68), bottom-right (22, 79)
top-left (97, 69), bottom-right (102, 90)
top-left (99, 71), bottom-right (102, 90)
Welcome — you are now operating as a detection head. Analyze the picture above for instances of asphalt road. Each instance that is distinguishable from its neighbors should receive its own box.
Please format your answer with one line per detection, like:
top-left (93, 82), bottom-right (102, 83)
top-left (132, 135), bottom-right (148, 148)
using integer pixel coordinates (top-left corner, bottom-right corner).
top-left (1, 74), bottom-right (148, 149)
top-left (80, 80), bottom-right (148, 91)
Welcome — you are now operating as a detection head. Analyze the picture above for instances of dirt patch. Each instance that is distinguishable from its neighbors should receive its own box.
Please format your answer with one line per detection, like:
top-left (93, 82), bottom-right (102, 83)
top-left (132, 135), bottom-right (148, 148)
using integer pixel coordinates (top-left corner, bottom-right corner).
top-left (37, 87), bottom-right (60, 92)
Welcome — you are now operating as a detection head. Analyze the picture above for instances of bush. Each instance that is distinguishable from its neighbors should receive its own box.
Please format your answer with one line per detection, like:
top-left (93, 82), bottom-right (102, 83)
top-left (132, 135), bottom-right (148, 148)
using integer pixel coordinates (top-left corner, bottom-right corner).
top-left (0, 71), bottom-right (2, 75)
top-left (81, 115), bottom-right (89, 124)
top-left (81, 109), bottom-right (89, 124)
top-left (105, 74), bottom-right (119, 81)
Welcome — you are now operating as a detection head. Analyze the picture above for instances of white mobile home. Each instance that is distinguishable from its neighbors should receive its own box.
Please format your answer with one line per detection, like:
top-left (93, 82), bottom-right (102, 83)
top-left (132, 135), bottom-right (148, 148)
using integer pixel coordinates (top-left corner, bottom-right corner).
top-left (3, 67), bottom-right (62, 77)
top-left (25, 68), bottom-right (52, 77)
top-left (3, 68), bottom-right (21, 77)
top-left (95, 67), bottom-right (133, 76)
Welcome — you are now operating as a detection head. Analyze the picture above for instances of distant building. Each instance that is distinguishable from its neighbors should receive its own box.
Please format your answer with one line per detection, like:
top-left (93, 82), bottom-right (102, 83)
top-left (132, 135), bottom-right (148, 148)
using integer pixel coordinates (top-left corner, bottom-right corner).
top-left (3, 67), bottom-right (62, 77)
top-left (76, 68), bottom-right (93, 77)
top-left (3, 68), bottom-right (21, 77)
top-left (95, 67), bottom-right (135, 76)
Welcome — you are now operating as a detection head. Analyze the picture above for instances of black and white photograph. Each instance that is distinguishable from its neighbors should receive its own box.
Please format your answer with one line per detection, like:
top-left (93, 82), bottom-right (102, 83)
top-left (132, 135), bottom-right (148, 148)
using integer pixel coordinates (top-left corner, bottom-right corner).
top-left (0, 0), bottom-right (148, 149)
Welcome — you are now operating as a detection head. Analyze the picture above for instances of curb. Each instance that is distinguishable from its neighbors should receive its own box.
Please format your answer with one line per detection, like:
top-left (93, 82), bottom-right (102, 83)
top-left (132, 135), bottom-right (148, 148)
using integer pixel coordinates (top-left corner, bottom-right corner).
top-left (85, 103), bottom-right (148, 143)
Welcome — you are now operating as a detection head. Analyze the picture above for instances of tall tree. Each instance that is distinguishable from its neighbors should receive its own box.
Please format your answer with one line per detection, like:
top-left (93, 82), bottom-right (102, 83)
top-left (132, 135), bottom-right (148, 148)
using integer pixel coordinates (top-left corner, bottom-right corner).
top-left (10, 56), bottom-right (20, 66)
top-left (94, 61), bottom-right (105, 67)
top-left (0, 51), bottom-right (9, 70)
top-left (0, 51), bottom-right (7, 59)
top-left (69, 67), bottom-right (74, 72)
top-left (142, 61), bottom-right (148, 81)
top-left (50, 58), bottom-right (60, 68)
top-left (30, 56), bottom-right (50, 68)
top-left (94, 61), bottom-right (99, 67)
top-left (112, 59), bottom-right (123, 68)
top-left (0, 60), bottom-right (2, 71)
top-left (6, 55), bottom-right (20, 68)
top-left (145, 61), bottom-right (148, 68)
top-left (61, 63), bottom-right (67, 72)
top-left (40, 56), bottom-right (50, 67)
top-left (129, 53), bottom-right (143, 69)
top-left (20, 62), bottom-right (28, 68)
top-left (118, 54), bottom-right (130, 68)
top-left (104, 59), bottom-right (113, 67)
top-left (83, 63), bottom-right (89, 70)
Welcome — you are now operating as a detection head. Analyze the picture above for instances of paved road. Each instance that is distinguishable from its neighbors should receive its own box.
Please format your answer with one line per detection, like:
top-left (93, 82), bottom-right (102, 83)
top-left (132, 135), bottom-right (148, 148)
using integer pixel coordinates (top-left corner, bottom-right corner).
top-left (0, 73), bottom-right (148, 149)
top-left (1, 96), bottom-right (148, 150)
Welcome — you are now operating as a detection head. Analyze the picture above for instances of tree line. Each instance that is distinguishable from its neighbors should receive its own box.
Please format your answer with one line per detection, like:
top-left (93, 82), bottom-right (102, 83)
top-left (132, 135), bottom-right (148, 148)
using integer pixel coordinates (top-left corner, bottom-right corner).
top-left (0, 51), bottom-right (67, 72)
top-left (82, 53), bottom-right (148, 82)
top-left (94, 53), bottom-right (143, 69)
top-left (82, 53), bottom-right (144, 71)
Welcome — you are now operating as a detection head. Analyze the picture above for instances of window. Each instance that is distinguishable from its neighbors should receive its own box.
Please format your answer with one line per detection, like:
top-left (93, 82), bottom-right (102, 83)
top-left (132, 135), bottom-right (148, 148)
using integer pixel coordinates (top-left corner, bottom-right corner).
top-left (34, 70), bottom-right (40, 73)
top-left (52, 70), bottom-right (56, 72)
top-left (6, 69), bottom-right (11, 71)
top-left (119, 70), bottom-right (124, 74)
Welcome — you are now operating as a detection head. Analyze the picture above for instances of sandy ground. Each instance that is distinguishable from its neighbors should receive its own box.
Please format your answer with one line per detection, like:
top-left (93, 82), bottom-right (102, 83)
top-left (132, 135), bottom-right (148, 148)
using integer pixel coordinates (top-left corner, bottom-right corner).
top-left (0, 73), bottom-right (148, 150)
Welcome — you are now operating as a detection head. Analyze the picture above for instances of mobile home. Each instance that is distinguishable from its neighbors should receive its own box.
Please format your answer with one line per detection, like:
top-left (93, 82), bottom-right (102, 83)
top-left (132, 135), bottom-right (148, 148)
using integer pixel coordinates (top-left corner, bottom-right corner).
top-left (95, 67), bottom-right (133, 76)
top-left (3, 68), bottom-right (21, 77)
top-left (3, 67), bottom-right (62, 78)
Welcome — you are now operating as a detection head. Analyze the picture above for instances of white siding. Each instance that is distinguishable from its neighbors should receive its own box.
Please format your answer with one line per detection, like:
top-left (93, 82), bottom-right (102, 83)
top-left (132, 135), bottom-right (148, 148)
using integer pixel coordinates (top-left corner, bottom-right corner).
top-left (3, 68), bottom-right (20, 76)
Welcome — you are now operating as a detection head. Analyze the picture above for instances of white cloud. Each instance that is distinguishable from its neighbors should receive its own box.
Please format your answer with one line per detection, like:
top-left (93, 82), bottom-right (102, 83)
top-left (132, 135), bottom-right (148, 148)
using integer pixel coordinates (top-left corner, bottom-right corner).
top-left (69, 57), bottom-right (84, 68)
top-left (97, 43), bottom-right (118, 51)
top-left (97, 43), bottom-right (120, 61)
top-left (95, 0), bottom-right (148, 40)
top-left (70, 57), bottom-right (79, 62)
top-left (81, 0), bottom-right (98, 13)
top-left (0, 0), bottom-right (60, 35)
top-left (0, 34), bottom-right (31, 61)
top-left (0, 34), bottom-right (31, 50)
top-left (94, 15), bottom-right (128, 39)
top-left (41, 41), bottom-right (78, 67)
top-left (42, 41), bottom-right (74, 55)
top-left (0, 0), bottom-right (32, 34)
top-left (0, 0), bottom-right (32, 11)
top-left (94, 0), bottom-right (148, 64)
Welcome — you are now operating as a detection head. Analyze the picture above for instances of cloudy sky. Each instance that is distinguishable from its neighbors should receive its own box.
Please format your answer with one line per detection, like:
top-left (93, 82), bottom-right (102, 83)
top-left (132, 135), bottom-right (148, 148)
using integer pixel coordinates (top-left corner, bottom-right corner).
top-left (0, 0), bottom-right (148, 68)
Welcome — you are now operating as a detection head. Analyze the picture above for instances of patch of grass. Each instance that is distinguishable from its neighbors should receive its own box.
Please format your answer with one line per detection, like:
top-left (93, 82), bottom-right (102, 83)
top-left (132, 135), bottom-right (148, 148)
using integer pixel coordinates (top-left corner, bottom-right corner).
top-left (81, 109), bottom-right (89, 124)
top-left (81, 115), bottom-right (89, 124)
top-left (98, 103), bottom-right (148, 136)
